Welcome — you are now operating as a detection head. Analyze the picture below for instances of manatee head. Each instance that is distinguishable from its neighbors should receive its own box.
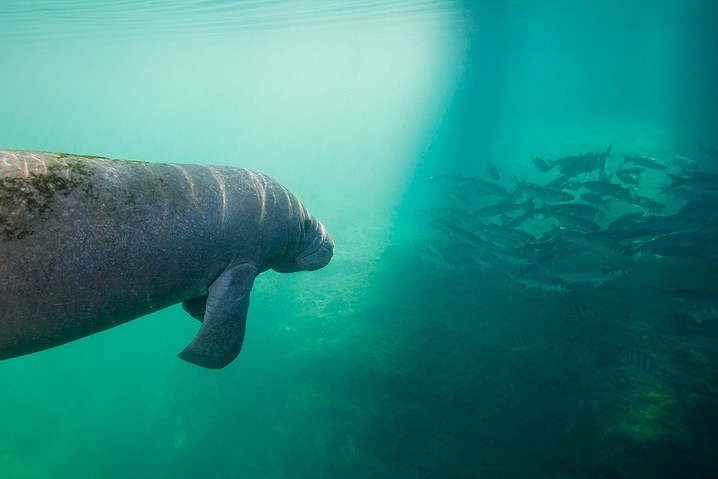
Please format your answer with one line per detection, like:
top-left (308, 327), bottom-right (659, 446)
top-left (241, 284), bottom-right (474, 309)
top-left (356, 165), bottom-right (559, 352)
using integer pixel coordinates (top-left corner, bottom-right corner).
top-left (273, 210), bottom-right (334, 273)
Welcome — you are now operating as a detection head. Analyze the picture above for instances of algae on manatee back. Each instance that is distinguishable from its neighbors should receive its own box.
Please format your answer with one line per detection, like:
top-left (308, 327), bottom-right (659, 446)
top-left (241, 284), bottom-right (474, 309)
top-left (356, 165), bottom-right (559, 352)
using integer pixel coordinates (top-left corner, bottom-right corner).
top-left (0, 154), bottom-right (96, 240)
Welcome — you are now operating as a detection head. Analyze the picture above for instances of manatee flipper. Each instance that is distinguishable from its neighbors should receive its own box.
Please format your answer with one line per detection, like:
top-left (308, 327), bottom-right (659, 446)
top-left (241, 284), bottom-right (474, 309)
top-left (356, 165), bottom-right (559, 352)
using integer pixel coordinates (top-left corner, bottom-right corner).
top-left (182, 296), bottom-right (208, 322)
top-left (178, 263), bottom-right (258, 369)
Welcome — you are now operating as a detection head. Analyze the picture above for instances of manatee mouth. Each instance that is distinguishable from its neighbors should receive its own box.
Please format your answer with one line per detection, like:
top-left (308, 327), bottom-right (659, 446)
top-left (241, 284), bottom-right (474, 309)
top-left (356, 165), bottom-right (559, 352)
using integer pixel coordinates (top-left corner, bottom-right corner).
top-left (297, 223), bottom-right (334, 271)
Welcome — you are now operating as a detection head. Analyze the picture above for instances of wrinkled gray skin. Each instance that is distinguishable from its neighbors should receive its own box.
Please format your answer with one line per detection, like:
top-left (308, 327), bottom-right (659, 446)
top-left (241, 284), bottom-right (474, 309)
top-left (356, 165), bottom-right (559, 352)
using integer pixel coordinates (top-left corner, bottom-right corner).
top-left (0, 150), bottom-right (333, 368)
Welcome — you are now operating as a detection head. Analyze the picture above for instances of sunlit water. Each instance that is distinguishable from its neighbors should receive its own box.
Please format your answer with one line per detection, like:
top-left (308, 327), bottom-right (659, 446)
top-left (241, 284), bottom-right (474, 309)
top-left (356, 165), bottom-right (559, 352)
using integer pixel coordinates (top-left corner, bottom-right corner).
top-left (1, 1), bottom-right (717, 478)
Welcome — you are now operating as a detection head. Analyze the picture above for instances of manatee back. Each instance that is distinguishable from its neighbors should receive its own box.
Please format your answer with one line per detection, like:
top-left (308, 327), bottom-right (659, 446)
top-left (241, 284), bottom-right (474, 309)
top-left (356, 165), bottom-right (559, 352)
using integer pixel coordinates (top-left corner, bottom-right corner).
top-left (0, 150), bottom-right (230, 357)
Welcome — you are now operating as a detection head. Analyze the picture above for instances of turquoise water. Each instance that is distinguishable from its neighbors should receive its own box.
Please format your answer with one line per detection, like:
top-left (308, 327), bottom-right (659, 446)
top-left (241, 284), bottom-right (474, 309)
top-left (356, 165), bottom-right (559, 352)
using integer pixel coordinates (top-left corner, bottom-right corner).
top-left (1, 1), bottom-right (717, 478)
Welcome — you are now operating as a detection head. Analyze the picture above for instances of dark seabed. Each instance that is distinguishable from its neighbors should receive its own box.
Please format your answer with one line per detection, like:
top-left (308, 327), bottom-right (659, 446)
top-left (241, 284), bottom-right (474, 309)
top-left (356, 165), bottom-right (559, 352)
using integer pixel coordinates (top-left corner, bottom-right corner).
top-left (1, 1), bottom-right (717, 478)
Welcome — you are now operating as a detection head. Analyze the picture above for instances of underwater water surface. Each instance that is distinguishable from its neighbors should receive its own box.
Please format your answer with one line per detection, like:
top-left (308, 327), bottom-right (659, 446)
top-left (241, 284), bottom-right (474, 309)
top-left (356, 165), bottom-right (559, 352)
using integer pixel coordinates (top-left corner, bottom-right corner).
top-left (1, 1), bottom-right (718, 478)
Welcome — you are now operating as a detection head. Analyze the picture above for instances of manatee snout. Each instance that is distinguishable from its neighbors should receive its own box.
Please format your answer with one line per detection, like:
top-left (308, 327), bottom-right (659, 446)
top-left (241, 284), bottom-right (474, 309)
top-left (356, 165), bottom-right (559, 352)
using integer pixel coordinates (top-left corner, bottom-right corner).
top-left (274, 213), bottom-right (333, 273)
top-left (297, 219), bottom-right (334, 271)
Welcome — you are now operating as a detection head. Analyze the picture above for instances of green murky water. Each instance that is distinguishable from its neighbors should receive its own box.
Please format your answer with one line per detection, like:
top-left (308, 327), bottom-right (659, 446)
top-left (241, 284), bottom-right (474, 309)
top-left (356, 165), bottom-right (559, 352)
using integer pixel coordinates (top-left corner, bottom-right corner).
top-left (1, 1), bottom-right (717, 478)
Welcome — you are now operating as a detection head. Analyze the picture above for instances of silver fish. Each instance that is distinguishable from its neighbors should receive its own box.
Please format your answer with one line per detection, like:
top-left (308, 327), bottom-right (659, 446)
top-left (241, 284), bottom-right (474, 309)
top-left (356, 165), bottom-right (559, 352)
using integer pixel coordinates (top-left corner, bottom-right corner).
top-left (549, 211), bottom-right (601, 233)
top-left (670, 155), bottom-right (699, 173)
top-left (552, 269), bottom-right (633, 288)
top-left (541, 202), bottom-right (600, 218)
top-left (473, 199), bottom-right (533, 218)
top-left (659, 313), bottom-right (704, 334)
top-left (531, 156), bottom-right (553, 172)
top-left (615, 166), bottom-right (643, 186)
top-left (622, 153), bottom-right (667, 170)
top-left (476, 223), bottom-right (537, 246)
top-left (515, 179), bottom-right (575, 202)
top-left (472, 178), bottom-right (510, 197)
top-left (510, 275), bottom-right (569, 292)
top-left (440, 223), bottom-right (490, 248)
top-left (619, 193), bottom-right (665, 213)
top-left (554, 147), bottom-right (611, 176)
top-left (620, 348), bottom-right (664, 375)
top-left (579, 193), bottom-right (612, 212)
top-left (665, 172), bottom-right (718, 193)
top-left (486, 159), bottom-right (501, 181)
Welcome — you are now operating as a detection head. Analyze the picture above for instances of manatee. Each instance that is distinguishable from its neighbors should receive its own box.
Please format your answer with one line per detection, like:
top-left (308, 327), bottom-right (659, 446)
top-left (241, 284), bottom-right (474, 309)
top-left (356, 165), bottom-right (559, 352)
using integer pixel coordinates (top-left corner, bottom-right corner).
top-left (0, 149), bottom-right (333, 368)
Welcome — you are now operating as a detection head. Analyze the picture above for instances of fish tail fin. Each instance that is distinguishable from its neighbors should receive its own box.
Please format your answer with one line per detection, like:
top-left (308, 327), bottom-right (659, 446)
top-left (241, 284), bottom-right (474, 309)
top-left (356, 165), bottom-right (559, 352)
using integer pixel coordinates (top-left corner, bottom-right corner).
top-left (603, 197), bottom-right (613, 212)
top-left (665, 172), bottom-right (683, 185)
top-left (541, 202), bottom-right (551, 217)
top-left (663, 173), bottom-right (684, 192)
